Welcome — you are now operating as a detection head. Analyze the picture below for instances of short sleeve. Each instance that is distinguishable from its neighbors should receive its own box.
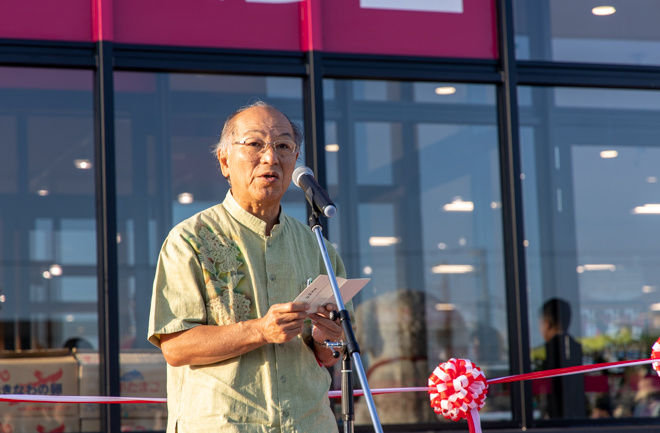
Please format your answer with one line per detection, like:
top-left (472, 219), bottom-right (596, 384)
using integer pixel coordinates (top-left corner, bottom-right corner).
top-left (147, 230), bottom-right (208, 348)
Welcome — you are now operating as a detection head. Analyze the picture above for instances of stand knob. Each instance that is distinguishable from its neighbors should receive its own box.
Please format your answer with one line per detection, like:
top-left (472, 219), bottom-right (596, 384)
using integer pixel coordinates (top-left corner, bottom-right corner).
top-left (324, 339), bottom-right (345, 358)
top-left (329, 310), bottom-right (339, 321)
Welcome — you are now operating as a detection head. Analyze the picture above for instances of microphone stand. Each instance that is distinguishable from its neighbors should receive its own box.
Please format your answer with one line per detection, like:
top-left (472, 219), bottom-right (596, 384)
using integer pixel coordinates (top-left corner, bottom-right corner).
top-left (308, 210), bottom-right (384, 433)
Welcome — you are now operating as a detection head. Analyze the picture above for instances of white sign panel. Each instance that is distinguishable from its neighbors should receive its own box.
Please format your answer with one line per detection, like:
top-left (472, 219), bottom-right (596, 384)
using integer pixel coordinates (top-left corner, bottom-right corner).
top-left (360, 0), bottom-right (463, 14)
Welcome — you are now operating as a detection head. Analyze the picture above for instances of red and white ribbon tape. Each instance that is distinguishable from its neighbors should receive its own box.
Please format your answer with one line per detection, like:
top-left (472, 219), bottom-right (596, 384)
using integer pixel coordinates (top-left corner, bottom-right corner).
top-left (3, 334), bottom-right (660, 408)
top-left (0, 395), bottom-right (166, 404)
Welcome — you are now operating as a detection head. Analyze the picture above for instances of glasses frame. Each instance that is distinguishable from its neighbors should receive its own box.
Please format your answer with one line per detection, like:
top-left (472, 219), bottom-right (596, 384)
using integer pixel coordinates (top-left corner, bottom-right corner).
top-left (233, 138), bottom-right (299, 157)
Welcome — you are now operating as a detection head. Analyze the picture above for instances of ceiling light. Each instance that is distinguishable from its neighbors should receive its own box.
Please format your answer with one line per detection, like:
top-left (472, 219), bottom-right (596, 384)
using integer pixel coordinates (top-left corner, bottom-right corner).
top-left (37, 189), bottom-right (49, 196)
top-left (435, 87), bottom-right (457, 95)
top-left (66, 314), bottom-right (75, 322)
top-left (592, 6), bottom-right (615, 16)
top-left (74, 159), bottom-right (93, 169)
top-left (600, 150), bottom-right (618, 158)
top-left (633, 204), bottom-right (660, 214)
top-left (651, 303), bottom-right (660, 311)
top-left (363, 266), bottom-right (373, 275)
top-left (0, 295), bottom-right (5, 302)
top-left (647, 177), bottom-right (658, 183)
top-left (643, 285), bottom-right (657, 293)
top-left (577, 264), bottom-right (616, 273)
top-left (432, 264), bottom-right (474, 274)
top-left (438, 242), bottom-right (446, 250)
top-left (43, 271), bottom-right (52, 279)
top-left (443, 197), bottom-right (474, 212)
top-left (49, 264), bottom-right (63, 276)
top-left (523, 240), bottom-right (529, 247)
top-left (325, 144), bottom-right (340, 152)
top-left (369, 237), bottom-right (399, 247)
top-left (435, 303), bottom-right (456, 311)
top-left (178, 193), bottom-right (194, 204)
top-left (490, 202), bottom-right (501, 209)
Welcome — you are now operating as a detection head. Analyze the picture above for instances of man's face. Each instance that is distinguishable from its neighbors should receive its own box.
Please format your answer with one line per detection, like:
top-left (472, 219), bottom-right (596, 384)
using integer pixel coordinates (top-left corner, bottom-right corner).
top-left (539, 316), bottom-right (556, 342)
top-left (218, 106), bottom-right (299, 210)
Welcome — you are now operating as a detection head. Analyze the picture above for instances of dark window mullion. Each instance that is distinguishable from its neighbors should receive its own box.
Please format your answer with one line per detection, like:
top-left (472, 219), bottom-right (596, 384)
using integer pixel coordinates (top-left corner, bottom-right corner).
top-left (497, 0), bottom-right (534, 429)
top-left (93, 39), bottom-right (121, 433)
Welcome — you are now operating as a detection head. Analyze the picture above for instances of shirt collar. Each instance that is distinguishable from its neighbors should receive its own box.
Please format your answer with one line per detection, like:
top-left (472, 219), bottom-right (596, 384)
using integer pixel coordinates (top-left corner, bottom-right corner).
top-left (222, 190), bottom-right (284, 237)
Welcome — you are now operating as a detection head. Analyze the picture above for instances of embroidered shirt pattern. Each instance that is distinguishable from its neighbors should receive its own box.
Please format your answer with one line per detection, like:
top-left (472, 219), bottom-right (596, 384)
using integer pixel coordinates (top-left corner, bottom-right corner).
top-left (188, 226), bottom-right (251, 325)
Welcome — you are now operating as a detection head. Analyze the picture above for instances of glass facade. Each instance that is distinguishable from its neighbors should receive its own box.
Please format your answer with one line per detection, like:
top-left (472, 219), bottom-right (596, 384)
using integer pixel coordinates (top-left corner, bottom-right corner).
top-left (0, 66), bottom-right (96, 426)
top-left (520, 86), bottom-right (660, 420)
top-left (1, 1), bottom-right (660, 432)
top-left (514, 0), bottom-right (660, 65)
top-left (324, 80), bottom-right (511, 424)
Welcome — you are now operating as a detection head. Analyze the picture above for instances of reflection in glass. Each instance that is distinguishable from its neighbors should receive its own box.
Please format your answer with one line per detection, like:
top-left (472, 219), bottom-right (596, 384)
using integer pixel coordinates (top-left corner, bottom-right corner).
top-left (114, 72), bottom-right (305, 430)
top-left (324, 79), bottom-right (510, 425)
top-left (0, 66), bottom-right (96, 429)
top-left (520, 85), bottom-right (660, 420)
top-left (514, 0), bottom-right (660, 65)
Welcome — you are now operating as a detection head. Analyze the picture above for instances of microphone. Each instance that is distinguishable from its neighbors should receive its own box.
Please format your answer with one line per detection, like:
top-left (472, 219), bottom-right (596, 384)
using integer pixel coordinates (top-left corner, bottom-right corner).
top-left (292, 166), bottom-right (337, 218)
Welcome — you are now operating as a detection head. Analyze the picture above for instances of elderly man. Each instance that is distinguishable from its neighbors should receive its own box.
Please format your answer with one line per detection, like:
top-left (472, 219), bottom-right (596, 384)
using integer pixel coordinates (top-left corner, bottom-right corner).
top-left (148, 101), bottom-right (351, 433)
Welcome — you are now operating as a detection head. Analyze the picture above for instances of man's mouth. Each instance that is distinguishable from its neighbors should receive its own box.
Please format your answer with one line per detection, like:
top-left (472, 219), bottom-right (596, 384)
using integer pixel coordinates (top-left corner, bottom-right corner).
top-left (260, 172), bottom-right (280, 182)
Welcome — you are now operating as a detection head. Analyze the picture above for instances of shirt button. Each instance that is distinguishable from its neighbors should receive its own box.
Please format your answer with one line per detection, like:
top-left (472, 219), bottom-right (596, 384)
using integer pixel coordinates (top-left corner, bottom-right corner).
top-left (269, 274), bottom-right (276, 281)
top-left (266, 240), bottom-right (272, 248)
top-left (278, 343), bottom-right (284, 347)
top-left (282, 411), bottom-right (289, 418)
top-left (280, 375), bottom-right (286, 382)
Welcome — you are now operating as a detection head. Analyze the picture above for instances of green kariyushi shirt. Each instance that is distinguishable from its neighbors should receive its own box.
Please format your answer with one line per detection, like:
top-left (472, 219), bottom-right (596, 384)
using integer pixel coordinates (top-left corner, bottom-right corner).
top-left (148, 191), bottom-right (353, 433)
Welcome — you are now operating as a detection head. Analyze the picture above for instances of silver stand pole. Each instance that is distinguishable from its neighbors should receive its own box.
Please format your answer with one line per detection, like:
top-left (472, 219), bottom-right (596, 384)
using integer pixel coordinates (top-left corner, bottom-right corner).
top-left (310, 219), bottom-right (384, 433)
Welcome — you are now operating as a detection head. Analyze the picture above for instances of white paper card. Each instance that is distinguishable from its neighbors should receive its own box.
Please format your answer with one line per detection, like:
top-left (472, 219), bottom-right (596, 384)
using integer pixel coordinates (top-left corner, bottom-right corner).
top-left (294, 275), bottom-right (369, 311)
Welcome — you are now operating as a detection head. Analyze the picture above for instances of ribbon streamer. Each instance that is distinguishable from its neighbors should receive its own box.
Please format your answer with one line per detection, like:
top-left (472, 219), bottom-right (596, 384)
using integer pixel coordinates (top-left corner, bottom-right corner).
top-left (2, 352), bottom-right (659, 405)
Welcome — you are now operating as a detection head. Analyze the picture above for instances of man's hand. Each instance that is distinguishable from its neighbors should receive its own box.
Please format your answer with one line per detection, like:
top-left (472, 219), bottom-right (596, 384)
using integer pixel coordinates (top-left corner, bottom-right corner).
top-left (309, 304), bottom-right (343, 346)
top-left (257, 302), bottom-right (310, 344)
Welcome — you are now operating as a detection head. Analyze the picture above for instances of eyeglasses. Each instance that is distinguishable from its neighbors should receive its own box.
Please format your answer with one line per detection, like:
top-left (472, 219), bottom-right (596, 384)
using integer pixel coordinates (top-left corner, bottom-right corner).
top-left (233, 137), bottom-right (298, 156)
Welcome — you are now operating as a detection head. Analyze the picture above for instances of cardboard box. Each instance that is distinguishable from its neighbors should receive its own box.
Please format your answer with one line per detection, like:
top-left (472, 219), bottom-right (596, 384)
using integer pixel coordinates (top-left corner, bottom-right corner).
top-left (0, 415), bottom-right (79, 433)
top-left (0, 356), bottom-right (79, 418)
top-left (76, 353), bottom-right (167, 419)
top-left (80, 417), bottom-right (166, 432)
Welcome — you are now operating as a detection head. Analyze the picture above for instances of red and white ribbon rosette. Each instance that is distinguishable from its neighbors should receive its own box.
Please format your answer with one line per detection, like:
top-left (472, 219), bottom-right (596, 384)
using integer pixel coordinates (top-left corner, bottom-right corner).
top-left (429, 358), bottom-right (488, 433)
top-left (652, 336), bottom-right (660, 377)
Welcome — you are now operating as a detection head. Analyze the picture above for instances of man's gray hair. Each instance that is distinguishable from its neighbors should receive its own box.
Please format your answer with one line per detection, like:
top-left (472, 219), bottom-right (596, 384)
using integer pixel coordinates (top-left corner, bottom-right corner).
top-left (212, 100), bottom-right (304, 157)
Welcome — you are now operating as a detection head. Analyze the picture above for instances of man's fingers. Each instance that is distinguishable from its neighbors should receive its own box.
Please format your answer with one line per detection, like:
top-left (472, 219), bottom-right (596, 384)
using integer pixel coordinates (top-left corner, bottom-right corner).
top-left (310, 316), bottom-right (342, 338)
top-left (275, 311), bottom-right (308, 322)
top-left (277, 302), bottom-right (310, 312)
top-left (278, 318), bottom-right (306, 329)
top-left (309, 313), bottom-right (339, 327)
top-left (269, 303), bottom-right (300, 314)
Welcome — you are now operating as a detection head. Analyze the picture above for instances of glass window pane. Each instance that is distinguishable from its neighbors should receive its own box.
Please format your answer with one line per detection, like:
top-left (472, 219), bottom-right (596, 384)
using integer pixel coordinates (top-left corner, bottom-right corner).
top-left (114, 72), bottom-right (305, 429)
top-left (514, 0), bottom-right (660, 65)
top-left (0, 66), bottom-right (96, 429)
top-left (520, 85), bottom-right (660, 420)
top-left (324, 79), bottom-right (510, 426)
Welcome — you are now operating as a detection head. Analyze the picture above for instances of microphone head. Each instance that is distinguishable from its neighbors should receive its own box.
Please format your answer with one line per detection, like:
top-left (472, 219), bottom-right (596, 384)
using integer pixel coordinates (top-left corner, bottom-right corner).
top-left (323, 205), bottom-right (337, 218)
top-left (292, 166), bottom-right (314, 188)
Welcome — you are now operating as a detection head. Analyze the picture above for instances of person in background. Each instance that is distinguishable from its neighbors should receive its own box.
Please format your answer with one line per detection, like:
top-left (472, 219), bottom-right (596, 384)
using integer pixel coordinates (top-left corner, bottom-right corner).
top-left (633, 375), bottom-right (660, 417)
top-left (590, 394), bottom-right (612, 418)
top-left (539, 298), bottom-right (585, 418)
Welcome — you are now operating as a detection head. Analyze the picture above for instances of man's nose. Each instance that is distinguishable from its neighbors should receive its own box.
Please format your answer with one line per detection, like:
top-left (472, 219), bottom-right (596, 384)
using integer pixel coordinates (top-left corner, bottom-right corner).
top-left (259, 143), bottom-right (280, 163)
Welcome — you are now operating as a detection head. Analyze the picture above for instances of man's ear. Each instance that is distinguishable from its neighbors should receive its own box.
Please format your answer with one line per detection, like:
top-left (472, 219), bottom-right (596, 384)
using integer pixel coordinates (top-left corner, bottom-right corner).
top-left (219, 148), bottom-right (230, 177)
